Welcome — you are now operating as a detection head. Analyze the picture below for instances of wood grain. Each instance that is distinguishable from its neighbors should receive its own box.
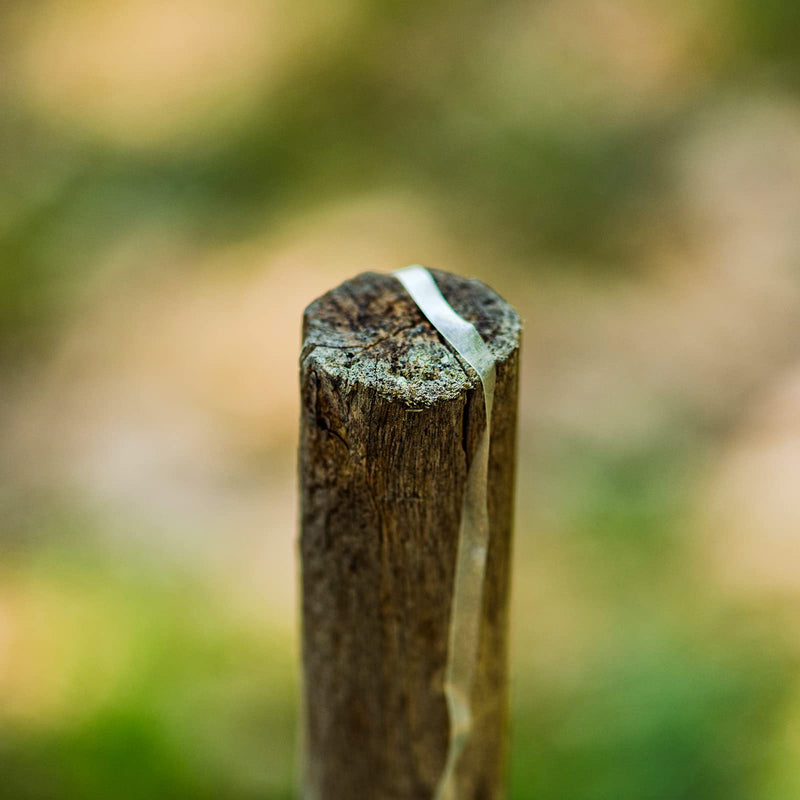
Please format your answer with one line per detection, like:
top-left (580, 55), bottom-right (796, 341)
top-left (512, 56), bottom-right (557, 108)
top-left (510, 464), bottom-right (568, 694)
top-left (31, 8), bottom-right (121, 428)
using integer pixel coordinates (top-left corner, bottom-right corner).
top-left (299, 269), bottom-right (520, 799)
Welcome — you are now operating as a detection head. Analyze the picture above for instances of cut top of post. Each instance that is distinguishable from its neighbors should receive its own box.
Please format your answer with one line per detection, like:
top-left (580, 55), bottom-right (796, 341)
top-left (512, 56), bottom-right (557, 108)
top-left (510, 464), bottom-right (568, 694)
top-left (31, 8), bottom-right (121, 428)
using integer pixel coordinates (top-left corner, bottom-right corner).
top-left (301, 269), bottom-right (521, 408)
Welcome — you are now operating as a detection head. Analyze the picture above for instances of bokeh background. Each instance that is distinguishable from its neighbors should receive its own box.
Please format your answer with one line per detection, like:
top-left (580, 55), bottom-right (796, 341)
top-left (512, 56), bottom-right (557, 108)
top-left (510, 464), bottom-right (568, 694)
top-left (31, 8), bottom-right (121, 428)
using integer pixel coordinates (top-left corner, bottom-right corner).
top-left (2, 1), bottom-right (800, 798)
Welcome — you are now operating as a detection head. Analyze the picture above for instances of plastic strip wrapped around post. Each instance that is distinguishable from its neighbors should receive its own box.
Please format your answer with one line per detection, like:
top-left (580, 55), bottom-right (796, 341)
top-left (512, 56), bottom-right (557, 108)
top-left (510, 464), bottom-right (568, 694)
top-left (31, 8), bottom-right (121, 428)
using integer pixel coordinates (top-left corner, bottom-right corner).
top-left (393, 266), bottom-right (496, 800)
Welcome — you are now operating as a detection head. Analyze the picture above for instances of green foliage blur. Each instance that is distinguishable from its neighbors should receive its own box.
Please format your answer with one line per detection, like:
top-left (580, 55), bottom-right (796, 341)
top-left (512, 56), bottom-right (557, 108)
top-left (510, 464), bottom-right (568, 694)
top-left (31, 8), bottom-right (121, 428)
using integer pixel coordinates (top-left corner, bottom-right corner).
top-left (2, 1), bottom-right (800, 798)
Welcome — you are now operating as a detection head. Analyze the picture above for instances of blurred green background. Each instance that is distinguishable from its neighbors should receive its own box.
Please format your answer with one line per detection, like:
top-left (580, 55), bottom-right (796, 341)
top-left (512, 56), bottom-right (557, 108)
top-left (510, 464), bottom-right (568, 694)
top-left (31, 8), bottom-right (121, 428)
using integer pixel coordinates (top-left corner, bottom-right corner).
top-left (2, 1), bottom-right (800, 798)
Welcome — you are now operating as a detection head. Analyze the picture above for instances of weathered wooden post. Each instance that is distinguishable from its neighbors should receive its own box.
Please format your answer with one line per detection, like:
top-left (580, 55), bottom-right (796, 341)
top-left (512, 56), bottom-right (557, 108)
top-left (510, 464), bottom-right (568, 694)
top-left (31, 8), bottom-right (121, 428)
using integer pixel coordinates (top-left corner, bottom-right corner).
top-left (299, 268), bottom-right (520, 799)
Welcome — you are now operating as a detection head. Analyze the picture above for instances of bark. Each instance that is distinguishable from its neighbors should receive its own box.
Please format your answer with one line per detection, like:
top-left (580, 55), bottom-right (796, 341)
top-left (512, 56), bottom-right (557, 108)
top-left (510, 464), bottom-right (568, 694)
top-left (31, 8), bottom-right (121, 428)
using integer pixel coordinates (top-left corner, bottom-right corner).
top-left (299, 269), bottom-right (520, 799)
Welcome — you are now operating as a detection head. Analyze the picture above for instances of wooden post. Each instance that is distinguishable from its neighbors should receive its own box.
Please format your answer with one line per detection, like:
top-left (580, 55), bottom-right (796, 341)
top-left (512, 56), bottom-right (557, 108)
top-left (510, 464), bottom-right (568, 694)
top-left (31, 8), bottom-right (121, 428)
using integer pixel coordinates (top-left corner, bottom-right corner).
top-left (299, 269), bottom-right (520, 799)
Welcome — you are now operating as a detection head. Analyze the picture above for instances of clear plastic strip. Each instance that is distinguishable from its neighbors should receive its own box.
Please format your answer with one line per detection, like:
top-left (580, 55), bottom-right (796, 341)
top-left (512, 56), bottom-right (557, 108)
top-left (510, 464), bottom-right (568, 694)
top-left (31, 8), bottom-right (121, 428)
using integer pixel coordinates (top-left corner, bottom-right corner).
top-left (394, 265), bottom-right (496, 800)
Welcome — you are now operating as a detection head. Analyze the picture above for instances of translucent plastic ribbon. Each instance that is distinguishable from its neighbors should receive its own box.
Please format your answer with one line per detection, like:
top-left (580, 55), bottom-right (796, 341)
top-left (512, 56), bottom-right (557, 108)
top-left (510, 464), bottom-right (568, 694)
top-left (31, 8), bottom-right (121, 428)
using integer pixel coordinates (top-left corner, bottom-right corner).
top-left (394, 266), bottom-right (496, 800)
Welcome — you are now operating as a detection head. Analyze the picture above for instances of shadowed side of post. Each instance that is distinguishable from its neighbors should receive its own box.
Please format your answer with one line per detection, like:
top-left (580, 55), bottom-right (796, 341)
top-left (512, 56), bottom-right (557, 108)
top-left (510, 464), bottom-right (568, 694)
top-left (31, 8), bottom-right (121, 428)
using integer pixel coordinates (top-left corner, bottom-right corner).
top-left (299, 270), bottom-right (520, 799)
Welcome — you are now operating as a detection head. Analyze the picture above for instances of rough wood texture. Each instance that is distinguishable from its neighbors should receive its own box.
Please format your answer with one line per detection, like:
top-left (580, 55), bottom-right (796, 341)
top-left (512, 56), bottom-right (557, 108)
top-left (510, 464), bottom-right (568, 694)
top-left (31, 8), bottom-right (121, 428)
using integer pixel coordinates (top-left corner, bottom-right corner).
top-left (299, 269), bottom-right (520, 800)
